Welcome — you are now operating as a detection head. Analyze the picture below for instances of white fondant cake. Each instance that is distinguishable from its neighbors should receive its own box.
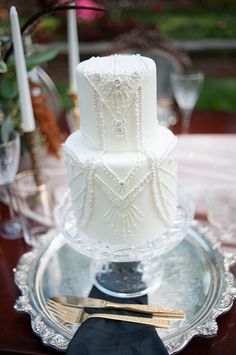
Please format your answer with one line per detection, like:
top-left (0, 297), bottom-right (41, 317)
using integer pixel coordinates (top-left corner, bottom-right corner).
top-left (63, 54), bottom-right (177, 246)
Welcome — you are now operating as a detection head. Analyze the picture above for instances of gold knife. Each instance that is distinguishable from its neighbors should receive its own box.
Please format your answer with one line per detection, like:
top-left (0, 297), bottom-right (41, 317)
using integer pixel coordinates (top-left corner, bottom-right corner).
top-left (50, 296), bottom-right (186, 319)
top-left (46, 300), bottom-right (171, 328)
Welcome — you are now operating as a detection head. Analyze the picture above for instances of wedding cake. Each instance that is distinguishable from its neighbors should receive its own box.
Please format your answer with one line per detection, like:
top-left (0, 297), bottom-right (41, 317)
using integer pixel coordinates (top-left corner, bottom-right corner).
top-left (63, 54), bottom-right (177, 246)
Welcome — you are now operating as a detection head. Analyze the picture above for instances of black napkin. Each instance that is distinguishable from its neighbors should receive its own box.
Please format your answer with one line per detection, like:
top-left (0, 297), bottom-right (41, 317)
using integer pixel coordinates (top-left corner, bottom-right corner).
top-left (66, 287), bottom-right (169, 355)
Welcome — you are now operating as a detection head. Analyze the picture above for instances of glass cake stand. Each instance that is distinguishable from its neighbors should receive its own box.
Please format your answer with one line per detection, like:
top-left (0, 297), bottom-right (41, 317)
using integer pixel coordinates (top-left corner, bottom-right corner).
top-left (54, 191), bottom-right (195, 297)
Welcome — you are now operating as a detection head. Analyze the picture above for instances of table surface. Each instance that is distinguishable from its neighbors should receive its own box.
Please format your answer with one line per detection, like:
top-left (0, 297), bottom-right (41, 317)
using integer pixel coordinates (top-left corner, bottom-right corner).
top-left (1, 109), bottom-right (236, 354)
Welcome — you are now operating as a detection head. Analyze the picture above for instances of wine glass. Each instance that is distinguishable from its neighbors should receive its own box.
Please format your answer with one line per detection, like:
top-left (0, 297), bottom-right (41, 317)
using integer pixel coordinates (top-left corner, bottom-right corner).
top-left (206, 182), bottom-right (236, 247)
top-left (0, 130), bottom-right (22, 239)
top-left (171, 72), bottom-right (204, 133)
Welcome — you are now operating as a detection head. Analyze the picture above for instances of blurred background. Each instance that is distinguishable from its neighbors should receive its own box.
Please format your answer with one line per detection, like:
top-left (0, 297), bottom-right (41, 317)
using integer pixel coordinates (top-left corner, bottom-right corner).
top-left (1, 0), bottom-right (236, 127)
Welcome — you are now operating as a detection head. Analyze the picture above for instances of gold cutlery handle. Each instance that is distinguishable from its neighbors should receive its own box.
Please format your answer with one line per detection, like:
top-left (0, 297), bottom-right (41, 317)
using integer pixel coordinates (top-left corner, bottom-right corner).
top-left (105, 302), bottom-right (186, 319)
top-left (88, 313), bottom-right (170, 328)
top-left (50, 297), bottom-right (186, 319)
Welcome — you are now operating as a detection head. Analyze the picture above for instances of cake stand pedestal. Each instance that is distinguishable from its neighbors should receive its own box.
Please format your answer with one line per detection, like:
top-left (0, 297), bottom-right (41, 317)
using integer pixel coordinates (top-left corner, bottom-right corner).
top-left (55, 192), bottom-right (194, 298)
top-left (91, 258), bottom-right (164, 298)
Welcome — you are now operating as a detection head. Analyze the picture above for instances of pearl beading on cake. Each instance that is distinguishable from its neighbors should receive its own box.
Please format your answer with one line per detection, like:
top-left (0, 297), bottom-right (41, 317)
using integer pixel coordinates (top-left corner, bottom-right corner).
top-left (82, 55), bottom-right (147, 150)
top-left (92, 80), bottom-right (105, 148)
top-left (63, 145), bottom-right (97, 228)
top-left (136, 85), bottom-right (143, 149)
top-left (63, 138), bottom-right (177, 241)
top-left (100, 154), bottom-right (142, 193)
top-left (95, 172), bottom-right (150, 240)
top-left (148, 153), bottom-right (175, 226)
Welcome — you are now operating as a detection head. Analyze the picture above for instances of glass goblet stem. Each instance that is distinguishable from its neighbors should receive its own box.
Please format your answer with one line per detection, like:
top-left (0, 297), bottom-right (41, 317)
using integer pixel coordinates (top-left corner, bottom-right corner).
top-left (181, 108), bottom-right (192, 134)
top-left (0, 183), bottom-right (22, 239)
top-left (6, 183), bottom-right (15, 219)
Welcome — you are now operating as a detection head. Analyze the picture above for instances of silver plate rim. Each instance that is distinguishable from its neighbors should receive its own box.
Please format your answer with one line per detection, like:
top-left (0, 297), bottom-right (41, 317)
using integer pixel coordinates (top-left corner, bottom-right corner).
top-left (13, 221), bottom-right (236, 354)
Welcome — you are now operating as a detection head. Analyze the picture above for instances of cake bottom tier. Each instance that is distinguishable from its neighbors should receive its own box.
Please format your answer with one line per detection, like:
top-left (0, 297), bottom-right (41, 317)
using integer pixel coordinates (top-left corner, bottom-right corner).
top-left (63, 127), bottom-right (177, 246)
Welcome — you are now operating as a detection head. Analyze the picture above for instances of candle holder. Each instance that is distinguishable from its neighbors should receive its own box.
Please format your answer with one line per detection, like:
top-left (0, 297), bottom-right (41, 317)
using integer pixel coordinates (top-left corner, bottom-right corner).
top-left (68, 90), bottom-right (80, 129)
top-left (24, 131), bottom-right (41, 185)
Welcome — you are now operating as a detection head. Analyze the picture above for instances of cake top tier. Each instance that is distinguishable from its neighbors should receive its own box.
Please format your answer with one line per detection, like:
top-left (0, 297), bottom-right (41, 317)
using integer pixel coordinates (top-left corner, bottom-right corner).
top-left (76, 54), bottom-right (158, 152)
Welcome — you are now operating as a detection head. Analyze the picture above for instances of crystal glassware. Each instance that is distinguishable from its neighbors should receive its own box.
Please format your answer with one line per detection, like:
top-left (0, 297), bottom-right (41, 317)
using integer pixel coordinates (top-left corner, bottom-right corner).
top-left (206, 182), bottom-right (236, 246)
top-left (13, 170), bottom-right (54, 248)
top-left (0, 130), bottom-right (21, 239)
top-left (171, 72), bottom-right (204, 133)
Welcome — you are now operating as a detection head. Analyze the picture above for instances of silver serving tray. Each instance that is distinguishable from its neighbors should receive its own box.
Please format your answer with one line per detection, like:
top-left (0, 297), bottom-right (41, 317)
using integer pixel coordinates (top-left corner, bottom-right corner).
top-left (14, 221), bottom-right (236, 354)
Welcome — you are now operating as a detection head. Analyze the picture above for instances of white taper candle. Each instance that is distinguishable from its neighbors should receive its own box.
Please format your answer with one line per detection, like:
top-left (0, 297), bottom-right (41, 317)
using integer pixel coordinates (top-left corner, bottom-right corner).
top-left (10, 6), bottom-right (35, 132)
top-left (67, 7), bottom-right (80, 93)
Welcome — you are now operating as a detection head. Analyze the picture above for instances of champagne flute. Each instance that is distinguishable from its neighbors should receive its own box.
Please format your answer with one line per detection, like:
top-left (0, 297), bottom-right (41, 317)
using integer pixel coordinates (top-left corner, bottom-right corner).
top-left (0, 130), bottom-right (22, 239)
top-left (206, 182), bottom-right (236, 246)
top-left (171, 72), bottom-right (204, 133)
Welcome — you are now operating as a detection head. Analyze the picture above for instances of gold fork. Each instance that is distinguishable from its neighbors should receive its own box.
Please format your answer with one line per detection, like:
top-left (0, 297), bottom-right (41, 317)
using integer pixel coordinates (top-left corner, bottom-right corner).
top-left (50, 296), bottom-right (186, 318)
top-left (46, 299), bottom-right (171, 328)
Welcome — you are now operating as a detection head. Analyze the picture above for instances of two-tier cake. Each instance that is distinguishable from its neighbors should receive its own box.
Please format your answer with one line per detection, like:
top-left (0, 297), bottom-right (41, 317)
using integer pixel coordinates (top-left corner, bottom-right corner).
top-left (63, 54), bottom-right (177, 246)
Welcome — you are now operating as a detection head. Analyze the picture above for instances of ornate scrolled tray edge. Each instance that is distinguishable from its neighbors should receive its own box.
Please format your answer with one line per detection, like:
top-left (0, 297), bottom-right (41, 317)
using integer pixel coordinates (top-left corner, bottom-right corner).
top-left (165, 221), bottom-right (236, 354)
top-left (13, 229), bottom-right (70, 351)
top-left (13, 222), bottom-right (236, 353)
